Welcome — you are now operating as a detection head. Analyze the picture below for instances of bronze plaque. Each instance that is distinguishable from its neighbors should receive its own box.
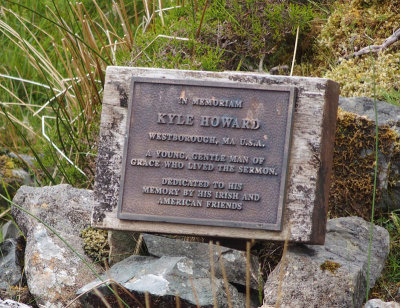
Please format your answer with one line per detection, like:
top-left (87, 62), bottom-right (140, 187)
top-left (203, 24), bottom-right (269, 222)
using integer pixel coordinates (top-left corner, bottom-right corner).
top-left (118, 78), bottom-right (295, 231)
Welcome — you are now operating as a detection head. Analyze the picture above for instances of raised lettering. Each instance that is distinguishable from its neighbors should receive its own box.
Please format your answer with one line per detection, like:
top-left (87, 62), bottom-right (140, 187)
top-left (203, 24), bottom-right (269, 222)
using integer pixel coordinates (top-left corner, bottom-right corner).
top-left (197, 190), bottom-right (212, 198)
top-left (228, 183), bottom-right (243, 191)
top-left (217, 164), bottom-right (235, 172)
top-left (238, 166), bottom-right (278, 176)
top-left (143, 186), bottom-right (180, 196)
top-left (191, 98), bottom-right (243, 108)
top-left (157, 113), bottom-right (167, 124)
top-left (158, 198), bottom-right (202, 207)
top-left (130, 159), bottom-right (161, 167)
top-left (242, 193), bottom-right (261, 201)
top-left (161, 178), bottom-right (210, 188)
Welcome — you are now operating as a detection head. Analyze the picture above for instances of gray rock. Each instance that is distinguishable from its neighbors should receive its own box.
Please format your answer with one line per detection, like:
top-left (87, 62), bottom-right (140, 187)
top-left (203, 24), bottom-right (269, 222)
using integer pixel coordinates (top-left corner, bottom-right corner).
top-left (1, 221), bottom-right (19, 241)
top-left (263, 217), bottom-right (390, 308)
top-left (77, 255), bottom-right (245, 308)
top-left (0, 299), bottom-right (32, 308)
top-left (142, 234), bottom-right (261, 291)
top-left (339, 97), bottom-right (400, 134)
top-left (7, 153), bottom-right (36, 169)
top-left (107, 230), bottom-right (141, 265)
top-left (0, 239), bottom-right (23, 290)
top-left (11, 184), bottom-right (103, 308)
top-left (10, 170), bottom-right (33, 187)
top-left (364, 299), bottom-right (400, 308)
top-left (2, 153), bottom-right (35, 187)
top-left (339, 96), bottom-right (400, 210)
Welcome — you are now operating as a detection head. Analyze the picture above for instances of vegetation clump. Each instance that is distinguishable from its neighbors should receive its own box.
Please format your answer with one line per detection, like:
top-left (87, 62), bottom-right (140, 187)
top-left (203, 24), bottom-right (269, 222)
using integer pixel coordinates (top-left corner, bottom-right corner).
top-left (317, 0), bottom-right (399, 61)
top-left (325, 52), bottom-right (400, 99)
top-left (311, 0), bottom-right (400, 97)
top-left (0, 155), bottom-right (15, 179)
top-left (0, 155), bottom-right (22, 209)
top-left (200, 0), bottom-right (316, 71)
top-left (127, 0), bottom-right (319, 72)
top-left (320, 260), bottom-right (341, 274)
top-left (80, 227), bottom-right (109, 262)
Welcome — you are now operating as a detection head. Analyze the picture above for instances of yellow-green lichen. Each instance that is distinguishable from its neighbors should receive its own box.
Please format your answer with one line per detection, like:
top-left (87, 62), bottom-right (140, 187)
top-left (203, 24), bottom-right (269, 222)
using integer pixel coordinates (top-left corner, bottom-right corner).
top-left (0, 155), bottom-right (15, 179)
top-left (80, 227), bottom-right (109, 262)
top-left (0, 155), bottom-right (23, 210)
top-left (320, 260), bottom-right (341, 274)
top-left (318, 0), bottom-right (399, 59)
top-left (310, 0), bottom-right (399, 78)
top-left (325, 52), bottom-right (400, 99)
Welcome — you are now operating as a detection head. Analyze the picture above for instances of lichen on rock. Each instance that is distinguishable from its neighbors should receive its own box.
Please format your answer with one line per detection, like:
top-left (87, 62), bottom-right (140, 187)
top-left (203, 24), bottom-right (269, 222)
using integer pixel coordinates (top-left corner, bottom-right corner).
top-left (320, 260), bottom-right (341, 274)
top-left (80, 227), bottom-right (109, 262)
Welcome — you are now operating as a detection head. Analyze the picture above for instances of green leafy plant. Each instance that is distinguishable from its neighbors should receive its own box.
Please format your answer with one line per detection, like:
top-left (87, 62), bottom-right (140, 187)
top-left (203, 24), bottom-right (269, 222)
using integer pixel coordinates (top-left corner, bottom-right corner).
top-left (199, 0), bottom-right (316, 71)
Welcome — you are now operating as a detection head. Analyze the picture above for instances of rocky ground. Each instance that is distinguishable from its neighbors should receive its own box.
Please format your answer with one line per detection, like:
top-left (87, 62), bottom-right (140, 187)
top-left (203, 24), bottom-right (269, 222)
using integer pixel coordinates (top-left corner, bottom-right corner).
top-left (0, 97), bottom-right (399, 307)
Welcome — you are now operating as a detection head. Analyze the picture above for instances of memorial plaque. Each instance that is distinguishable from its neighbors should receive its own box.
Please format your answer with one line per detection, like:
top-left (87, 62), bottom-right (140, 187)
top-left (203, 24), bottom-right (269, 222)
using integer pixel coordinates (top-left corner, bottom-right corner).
top-left (93, 67), bottom-right (339, 244)
top-left (118, 78), bottom-right (295, 231)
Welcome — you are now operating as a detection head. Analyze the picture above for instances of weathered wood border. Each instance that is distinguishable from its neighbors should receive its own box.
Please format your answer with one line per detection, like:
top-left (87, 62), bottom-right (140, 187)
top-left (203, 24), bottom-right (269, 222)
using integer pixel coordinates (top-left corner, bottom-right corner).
top-left (92, 67), bottom-right (339, 244)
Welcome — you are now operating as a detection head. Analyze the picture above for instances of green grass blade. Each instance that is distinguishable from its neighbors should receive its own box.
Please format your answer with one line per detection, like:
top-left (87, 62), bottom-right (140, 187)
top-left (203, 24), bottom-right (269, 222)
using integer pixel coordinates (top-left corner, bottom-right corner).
top-left (366, 47), bottom-right (378, 301)
top-left (3, 0), bottom-right (108, 63)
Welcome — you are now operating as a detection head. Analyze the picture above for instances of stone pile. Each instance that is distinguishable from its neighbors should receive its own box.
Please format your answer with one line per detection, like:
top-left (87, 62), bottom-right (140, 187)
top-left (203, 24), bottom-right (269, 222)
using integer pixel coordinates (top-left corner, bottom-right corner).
top-left (77, 233), bottom-right (261, 307)
top-left (0, 183), bottom-right (394, 307)
top-left (0, 96), bottom-right (398, 307)
top-left (10, 185), bottom-right (103, 308)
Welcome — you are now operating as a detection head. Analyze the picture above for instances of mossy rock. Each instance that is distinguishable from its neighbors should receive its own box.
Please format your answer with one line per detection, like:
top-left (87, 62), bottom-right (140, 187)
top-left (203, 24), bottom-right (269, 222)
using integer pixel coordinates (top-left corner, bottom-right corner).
top-left (329, 108), bottom-right (400, 219)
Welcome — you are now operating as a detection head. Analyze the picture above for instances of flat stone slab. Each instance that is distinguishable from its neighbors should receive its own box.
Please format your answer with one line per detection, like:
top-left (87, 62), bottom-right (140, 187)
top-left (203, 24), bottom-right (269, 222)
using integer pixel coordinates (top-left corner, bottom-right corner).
top-left (77, 255), bottom-right (245, 307)
top-left (0, 298), bottom-right (32, 308)
top-left (339, 97), bottom-right (400, 134)
top-left (263, 216), bottom-right (390, 308)
top-left (142, 234), bottom-right (260, 291)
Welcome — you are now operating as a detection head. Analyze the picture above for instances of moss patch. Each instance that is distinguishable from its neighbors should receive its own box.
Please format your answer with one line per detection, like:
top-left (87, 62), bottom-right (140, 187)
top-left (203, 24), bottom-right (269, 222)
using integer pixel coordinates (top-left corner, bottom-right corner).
top-left (317, 0), bottom-right (399, 60)
top-left (80, 227), bottom-right (109, 262)
top-left (0, 155), bottom-right (24, 210)
top-left (329, 109), bottom-right (400, 220)
top-left (325, 52), bottom-right (400, 99)
top-left (320, 260), bottom-right (341, 274)
top-left (0, 155), bottom-right (15, 179)
top-left (309, 0), bottom-right (399, 80)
